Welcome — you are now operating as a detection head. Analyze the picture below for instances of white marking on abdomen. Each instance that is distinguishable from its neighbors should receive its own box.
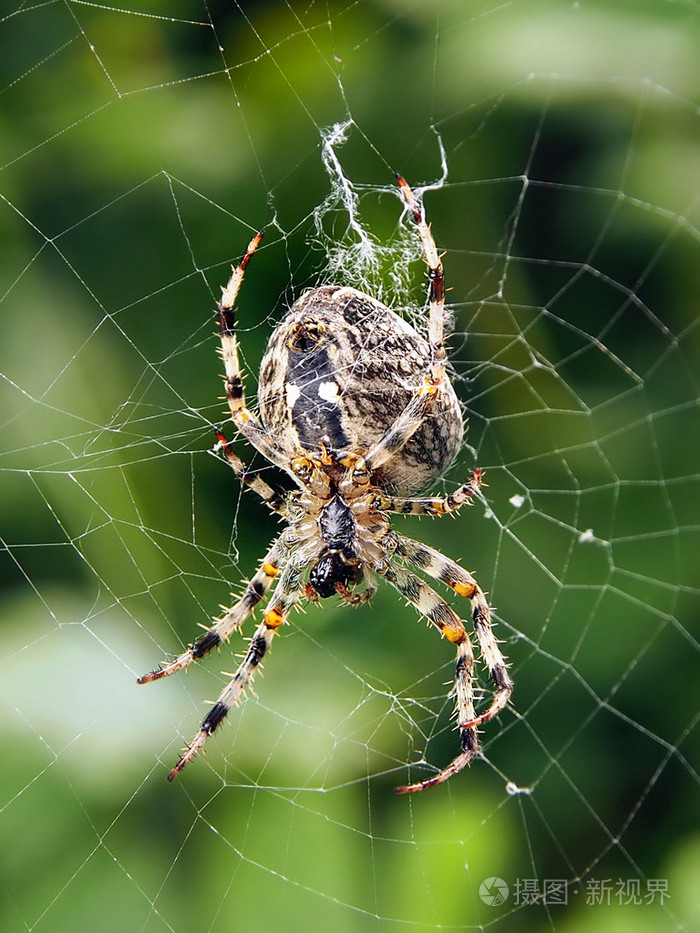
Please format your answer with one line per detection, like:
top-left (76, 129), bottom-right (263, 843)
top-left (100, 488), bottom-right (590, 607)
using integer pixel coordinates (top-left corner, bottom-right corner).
top-left (318, 381), bottom-right (339, 402)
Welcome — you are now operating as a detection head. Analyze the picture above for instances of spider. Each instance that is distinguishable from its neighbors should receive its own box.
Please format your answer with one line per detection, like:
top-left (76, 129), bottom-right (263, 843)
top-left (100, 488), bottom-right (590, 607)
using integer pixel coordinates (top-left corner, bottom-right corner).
top-left (138, 176), bottom-right (512, 793)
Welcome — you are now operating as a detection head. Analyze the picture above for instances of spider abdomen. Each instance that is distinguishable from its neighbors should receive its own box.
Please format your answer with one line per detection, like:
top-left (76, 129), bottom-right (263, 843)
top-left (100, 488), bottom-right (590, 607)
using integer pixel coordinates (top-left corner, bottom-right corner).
top-left (258, 285), bottom-right (463, 494)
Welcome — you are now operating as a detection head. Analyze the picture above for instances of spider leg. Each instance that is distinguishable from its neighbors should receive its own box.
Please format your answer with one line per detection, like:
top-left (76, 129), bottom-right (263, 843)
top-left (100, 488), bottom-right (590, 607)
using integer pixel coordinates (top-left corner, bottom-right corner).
top-left (137, 533), bottom-right (289, 684)
top-left (364, 178), bottom-right (447, 474)
top-left (397, 175), bottom-right (446, 382)
top-left (363, 377), bottom-right (444, 473)
top-left (166, 560), bottom-right (302, 781)
top-left (392, 533), bottom-right (513, 732)
top-left (217, 233), bottom-right (295, 475)
top-left (375, 469), bottom-right (485, 516)
top-left (375, 561), bottom-right (479, 793)
top-left (334, 568), bottom-right (378, 607)
top-left (214, 429), bottom-right (287, 515)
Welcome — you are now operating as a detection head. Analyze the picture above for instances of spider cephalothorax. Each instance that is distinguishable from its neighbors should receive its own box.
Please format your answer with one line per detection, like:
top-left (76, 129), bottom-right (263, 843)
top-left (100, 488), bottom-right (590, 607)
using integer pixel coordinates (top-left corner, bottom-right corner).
top-left (138, 177), bottom-right (513, 793)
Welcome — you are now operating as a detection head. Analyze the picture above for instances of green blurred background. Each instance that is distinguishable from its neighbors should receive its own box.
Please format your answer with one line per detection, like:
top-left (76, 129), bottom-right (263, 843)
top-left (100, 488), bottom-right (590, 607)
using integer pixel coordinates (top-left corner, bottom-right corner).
top-left (1, 1), bottom-right (698, 931)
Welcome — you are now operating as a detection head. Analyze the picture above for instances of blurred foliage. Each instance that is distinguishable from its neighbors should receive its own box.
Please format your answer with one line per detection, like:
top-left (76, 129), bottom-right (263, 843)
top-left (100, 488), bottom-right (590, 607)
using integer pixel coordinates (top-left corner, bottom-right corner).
top-left (0, 1), bottom-right (698, 932)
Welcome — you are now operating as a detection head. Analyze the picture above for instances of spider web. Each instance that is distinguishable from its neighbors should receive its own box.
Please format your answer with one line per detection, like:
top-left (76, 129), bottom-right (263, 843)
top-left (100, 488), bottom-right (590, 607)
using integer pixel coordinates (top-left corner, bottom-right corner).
top-left (1, 2), bottom-right (698, 931)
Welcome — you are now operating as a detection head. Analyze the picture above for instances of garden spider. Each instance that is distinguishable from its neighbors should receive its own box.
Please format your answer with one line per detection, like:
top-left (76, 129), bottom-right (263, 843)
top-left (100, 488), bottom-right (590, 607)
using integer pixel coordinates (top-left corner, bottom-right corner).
top-left (139, 176), bottom-right (512, 793)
